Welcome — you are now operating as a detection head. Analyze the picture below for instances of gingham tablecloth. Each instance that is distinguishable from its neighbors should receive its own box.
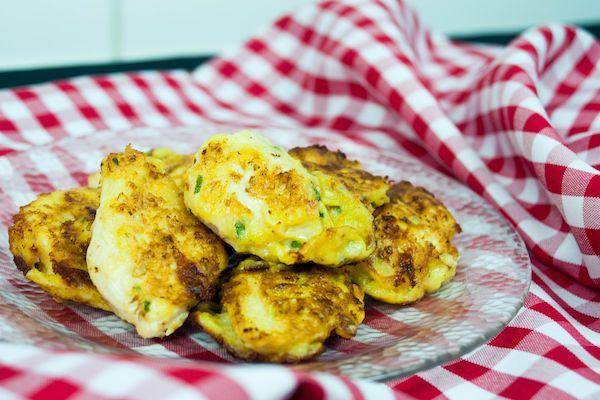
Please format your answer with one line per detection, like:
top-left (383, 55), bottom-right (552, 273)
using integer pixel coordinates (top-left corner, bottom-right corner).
top-left (0, 0), bottom-right (599, 399)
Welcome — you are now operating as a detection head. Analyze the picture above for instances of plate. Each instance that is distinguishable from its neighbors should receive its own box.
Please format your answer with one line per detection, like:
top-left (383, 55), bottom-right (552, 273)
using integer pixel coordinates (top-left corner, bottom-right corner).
top-left (0, 125), bottom-right (531, 381)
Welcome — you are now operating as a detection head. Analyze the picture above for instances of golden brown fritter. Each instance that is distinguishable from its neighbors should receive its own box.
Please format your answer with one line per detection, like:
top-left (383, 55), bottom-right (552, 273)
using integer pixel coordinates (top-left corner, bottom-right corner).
top-left (8, 187), bottom-right (110, 310)
top-left (289, 145), bottom-right (391, 210)
top-left (87, 147), bottom-right (193, 189)
top-left (346, 181), bottom-right (461, 304)
top-left (87, 146), bottom-right (228, 338)
top-left (184, 131), bottom-right (374, 266)
top-left (145, 147), bottom-right (194, 188)
top-left (193, 257), bottom-right (365, 362)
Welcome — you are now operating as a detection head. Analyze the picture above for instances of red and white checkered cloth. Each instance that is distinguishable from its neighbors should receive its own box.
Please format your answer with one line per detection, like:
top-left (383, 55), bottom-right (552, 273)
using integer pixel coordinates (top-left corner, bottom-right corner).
top-left (0, 0), bottom-right (599, 398)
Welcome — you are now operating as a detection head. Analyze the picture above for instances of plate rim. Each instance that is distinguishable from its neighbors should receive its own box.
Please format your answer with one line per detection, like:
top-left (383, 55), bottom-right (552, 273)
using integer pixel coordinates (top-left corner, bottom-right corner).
top-left (0, 124), bottom-right (533, 381)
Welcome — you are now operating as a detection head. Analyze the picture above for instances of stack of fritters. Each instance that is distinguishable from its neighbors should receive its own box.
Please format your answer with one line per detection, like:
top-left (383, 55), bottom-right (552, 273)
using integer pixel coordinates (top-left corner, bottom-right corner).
top-left (10, 147), bottom-right (228, 338)
top-left (8, 131), bottom-right (460, 362)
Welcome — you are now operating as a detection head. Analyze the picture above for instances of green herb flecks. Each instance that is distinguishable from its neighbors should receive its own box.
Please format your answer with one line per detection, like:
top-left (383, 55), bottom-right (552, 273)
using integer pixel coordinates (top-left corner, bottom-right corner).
top-left (112, 157), bottom-right (119, 165)
top-left (313, 185), bottom-right (321, 201)
top-left (142, 300), bottom-right (151, 314)
top-left (194, 175), bottom-right (203, 194)
top-left (330, 206), bottom-right (342, 216)
top-left (319, 211), bottom-right (325, 218)
top-left (290, 240), bottom-right (302, 249)
top-left (235, 221), bottom-right (246, 237)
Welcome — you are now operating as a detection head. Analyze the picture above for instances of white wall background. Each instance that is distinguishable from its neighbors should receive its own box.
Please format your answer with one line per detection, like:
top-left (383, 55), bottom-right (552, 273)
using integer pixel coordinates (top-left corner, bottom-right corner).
top-left (1, 0), bottom-right (599, 71)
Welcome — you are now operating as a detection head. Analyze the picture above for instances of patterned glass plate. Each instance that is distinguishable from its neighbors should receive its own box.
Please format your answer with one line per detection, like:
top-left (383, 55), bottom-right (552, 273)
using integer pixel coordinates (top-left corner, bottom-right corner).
top-left (0, 125), bottom-right (531, 381)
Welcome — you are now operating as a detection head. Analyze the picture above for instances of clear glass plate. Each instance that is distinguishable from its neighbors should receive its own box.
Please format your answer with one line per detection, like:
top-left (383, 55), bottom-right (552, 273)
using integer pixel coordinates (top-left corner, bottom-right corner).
top-left (0, 125), bottom-right (531, 381)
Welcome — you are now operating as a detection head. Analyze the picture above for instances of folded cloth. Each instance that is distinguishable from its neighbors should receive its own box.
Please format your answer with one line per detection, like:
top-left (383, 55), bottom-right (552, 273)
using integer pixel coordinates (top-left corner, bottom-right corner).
top-left (0, 342), bottom-right (396, 399)
top-left (189, 1), bottom-right (600, 288)
top-left (0, 1), bottom-right (598, 399)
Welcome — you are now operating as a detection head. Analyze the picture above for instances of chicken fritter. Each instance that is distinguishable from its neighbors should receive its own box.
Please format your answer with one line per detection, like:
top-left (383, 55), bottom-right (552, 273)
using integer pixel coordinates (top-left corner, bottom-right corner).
top-left (87, 147), bottom-right (193, 189)
top-left (184, 131), bottom-right (374, 266)
top-left (193, 257), bottom-right (365, 362)
top-left (346, 181), bottom-right (461, 304)
top-left (145, 147), bottom-right (194, 188)
top-left (8, 187), bottom-right (110, 310)
top-left (289, 145), bottom-right (391, 210)
top-left (87, 146), bottom-right (228, 338)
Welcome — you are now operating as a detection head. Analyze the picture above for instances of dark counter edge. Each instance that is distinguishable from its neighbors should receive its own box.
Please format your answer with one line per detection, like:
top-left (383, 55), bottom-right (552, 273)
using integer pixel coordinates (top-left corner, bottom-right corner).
top-left (1, 23), bottom-right (598, 89)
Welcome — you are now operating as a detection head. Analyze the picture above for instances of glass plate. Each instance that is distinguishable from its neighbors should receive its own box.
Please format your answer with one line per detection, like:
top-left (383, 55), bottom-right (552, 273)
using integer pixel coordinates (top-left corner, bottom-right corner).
top-left (0, 125), bottom-right (531, 381)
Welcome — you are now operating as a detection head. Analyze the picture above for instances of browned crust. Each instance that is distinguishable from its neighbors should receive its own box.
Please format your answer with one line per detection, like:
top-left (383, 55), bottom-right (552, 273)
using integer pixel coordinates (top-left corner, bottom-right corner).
top-left (369, 212), bottom-right (426, 289)
top-left (53, 261), bottom-right (94, 287)
top-left (389, 181), bottom-right (461, 234)
top-left (197, 138), bottom-right (319, 222)
top-left (7, 187), bottom-right (100, 288)
top-left (289, 144), bottom-right (359, 168)
top-left (194, 258), bottom-right (364, 363)
top-left (347, 180), bottom-right (461, 304)
top-left (176, 255), bottom-right (216, 302)
top-left (98, 147), bottom-right (228, 309)
top-left (191, 311), bottom-right (328, 363)
top-left (289, 144), bottom-right (391, 208)
top-left (13, 255), bottom-right (31, 274)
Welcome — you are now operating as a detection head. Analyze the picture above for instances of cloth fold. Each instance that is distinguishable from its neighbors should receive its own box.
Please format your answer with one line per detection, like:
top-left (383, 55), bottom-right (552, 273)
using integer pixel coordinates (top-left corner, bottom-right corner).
top-left (0, 0), bottom-right (598, 398)
top-left (0, 342), bottom-right (396, 400)
top-left (190, 1), bottom-right (600, 288)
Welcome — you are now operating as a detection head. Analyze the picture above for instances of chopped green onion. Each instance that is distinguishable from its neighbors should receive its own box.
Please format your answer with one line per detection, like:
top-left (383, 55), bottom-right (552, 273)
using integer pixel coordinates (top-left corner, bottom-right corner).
top-left (112, 157), bottom-right (119, 165)
top-left (290, 240), bottom-right (302, 249)
top-left (330, 206), bottom-right (342, 216)
top-left (313, 186), bottom-right (321, 201)
top-left (319, 211), bottom-right (324, 218)
top-left (194, 175), bottom-right (203, 194)
top-left (143, 300), bottom-right (151, 313)
top-left (235, 221), bottom-right (246, 237)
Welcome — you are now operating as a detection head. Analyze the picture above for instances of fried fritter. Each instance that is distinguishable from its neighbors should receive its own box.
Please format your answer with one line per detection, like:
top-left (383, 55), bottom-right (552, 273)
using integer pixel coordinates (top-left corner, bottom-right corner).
top-left (145, 147), bottom-right (194, 188)
top-left (87, 147), bottom-right (228, 338)
top-left (346, 181), bottom-right (461, 304)
top-left (8, 187), bottom-right (110, 310)
top-left (193, 257), bottom-right (365, 362)
top-left (87, 147), bottom-right (193, 188)
top-left (289, 145), bottom-right (391, 210)
top-left (184, 131), bottom-right (374, 266)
